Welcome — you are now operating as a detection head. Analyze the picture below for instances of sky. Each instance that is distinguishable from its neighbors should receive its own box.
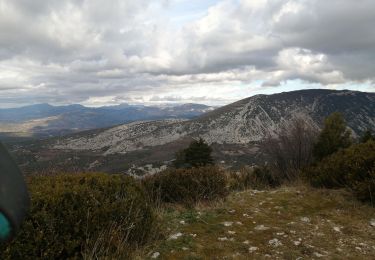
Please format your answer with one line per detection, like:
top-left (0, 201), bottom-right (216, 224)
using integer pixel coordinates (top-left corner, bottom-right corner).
top-left (0, 0), bottom-right (374, 108)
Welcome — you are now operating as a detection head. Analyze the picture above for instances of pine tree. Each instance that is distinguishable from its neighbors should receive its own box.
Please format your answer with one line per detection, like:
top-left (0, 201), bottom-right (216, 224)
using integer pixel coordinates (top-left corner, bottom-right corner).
top-left (173, 138), bottom-right (214, 168)
top-left (313, 112), bottom-right (352, 161)
top-left (360, 129), bottom-right (374, 143)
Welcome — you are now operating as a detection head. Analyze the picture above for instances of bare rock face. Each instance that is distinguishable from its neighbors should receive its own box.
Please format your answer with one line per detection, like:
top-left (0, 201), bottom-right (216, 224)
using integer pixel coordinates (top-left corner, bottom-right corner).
top-left (53, 89), bottom-right (375, 155)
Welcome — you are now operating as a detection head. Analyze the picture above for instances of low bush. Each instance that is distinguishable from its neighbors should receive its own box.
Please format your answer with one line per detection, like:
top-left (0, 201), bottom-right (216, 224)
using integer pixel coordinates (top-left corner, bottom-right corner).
top-left (0, 173), bottom-right (156, 259)
top-left (305, 140), bottom-right (375, 203)
top-left (227, 166), bottom-right (280, 191)
top-left (142, 166), bottom-right (228, 206)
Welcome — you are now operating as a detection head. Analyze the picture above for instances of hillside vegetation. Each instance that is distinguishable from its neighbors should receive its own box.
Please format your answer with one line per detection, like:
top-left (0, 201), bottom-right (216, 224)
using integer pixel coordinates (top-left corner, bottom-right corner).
top-left (1, 113), bottom-right (375, 259)
top-left (1, 168), bottom-right (375, 259)
top-left (0, 174), bottom-right (158, 259)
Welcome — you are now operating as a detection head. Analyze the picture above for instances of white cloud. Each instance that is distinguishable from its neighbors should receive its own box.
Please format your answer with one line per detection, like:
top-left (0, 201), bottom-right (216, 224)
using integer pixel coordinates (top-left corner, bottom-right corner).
top-left (264, 48), bottom-right (346, 86)
top-left (273, 1), bottom-right (304, 23)
top-left (0, 0), bottom-right (374, 107)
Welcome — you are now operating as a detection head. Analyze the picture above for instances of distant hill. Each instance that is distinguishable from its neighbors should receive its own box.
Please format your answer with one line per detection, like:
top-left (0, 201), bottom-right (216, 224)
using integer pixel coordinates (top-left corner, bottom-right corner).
top-left (8, 89), bottom-right (375, 174)
top-left (53, 89), bottom-right (375, 154)
top-left (0, 103), bottom-right (214, 139)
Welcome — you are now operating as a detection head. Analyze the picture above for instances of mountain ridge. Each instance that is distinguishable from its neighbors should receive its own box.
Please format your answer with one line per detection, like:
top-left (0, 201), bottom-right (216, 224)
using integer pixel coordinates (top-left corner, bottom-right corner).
top-left (8, 89), bottom-right (375, 174)
top-left (53, 89), bottom-right (375, 155)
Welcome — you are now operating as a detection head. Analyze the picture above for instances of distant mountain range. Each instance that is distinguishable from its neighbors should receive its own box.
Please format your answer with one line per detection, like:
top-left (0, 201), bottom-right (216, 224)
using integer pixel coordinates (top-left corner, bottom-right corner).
top-left (8, 89), bottom-right (375, 174)
top-left (53, 89), bottom-right (375, 154)
top-left (0, 103), bottom-right (214, 139)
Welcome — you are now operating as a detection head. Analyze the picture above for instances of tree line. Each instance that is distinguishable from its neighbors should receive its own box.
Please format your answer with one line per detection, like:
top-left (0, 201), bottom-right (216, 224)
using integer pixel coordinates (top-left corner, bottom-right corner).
top-left (172, 112), bottom-right (375, 204)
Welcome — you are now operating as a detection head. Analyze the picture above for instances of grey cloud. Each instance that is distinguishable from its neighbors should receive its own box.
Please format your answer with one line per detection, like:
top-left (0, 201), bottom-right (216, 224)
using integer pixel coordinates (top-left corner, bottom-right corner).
top-left (271, 0), bottom-right (375, 81)
top-left (157, 0), bottom-right (375, 84)
top-left (0, 0), bottom-right (374, 107)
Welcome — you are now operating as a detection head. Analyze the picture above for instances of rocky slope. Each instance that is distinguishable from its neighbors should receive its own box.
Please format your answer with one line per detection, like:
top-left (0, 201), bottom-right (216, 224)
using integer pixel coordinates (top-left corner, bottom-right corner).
top-left (53, 89), bottom-right (375, 155)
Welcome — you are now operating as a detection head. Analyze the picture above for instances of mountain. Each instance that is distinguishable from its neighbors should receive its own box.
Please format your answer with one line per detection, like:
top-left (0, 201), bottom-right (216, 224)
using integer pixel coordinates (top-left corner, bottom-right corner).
top-left (8, 89), bottom-right (375, 174)
top-left (0, 103), bottom-right (214, 139)
top-left (53, 89), bottom-right (375, 153)
top-left (0, 103), bottom-right (84, 122)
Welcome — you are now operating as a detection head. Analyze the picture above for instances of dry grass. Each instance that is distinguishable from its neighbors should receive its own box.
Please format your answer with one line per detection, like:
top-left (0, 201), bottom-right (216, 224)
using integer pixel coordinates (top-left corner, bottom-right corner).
top-left (143, 185), bottom-right (375, 259)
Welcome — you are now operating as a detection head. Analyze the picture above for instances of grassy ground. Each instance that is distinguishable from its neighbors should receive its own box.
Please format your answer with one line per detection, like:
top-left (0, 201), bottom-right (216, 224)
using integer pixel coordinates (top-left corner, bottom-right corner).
top-left (141, 186), bottom-right (375, 259)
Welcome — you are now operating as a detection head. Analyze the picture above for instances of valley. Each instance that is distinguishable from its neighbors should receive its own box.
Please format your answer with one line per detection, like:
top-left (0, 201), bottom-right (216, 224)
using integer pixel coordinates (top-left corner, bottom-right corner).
top-left (6, 89), bottom-right (375, 175)
top-left (0, 103), bottom-right (213, 140)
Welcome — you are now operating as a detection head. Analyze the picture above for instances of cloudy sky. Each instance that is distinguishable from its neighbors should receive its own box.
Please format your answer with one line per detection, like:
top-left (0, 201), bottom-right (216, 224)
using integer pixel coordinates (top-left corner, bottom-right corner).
top-left (0, 0), bottom-right (374, 108)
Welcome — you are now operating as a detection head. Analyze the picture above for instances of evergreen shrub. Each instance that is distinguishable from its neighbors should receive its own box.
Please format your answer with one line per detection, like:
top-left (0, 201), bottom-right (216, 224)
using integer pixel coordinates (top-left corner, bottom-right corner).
top-left (1, 173), bottom-right (155, 259)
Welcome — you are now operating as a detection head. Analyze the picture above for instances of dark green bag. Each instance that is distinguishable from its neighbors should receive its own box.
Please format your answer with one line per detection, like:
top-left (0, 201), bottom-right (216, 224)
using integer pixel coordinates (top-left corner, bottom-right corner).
top-left (0, 142), bottom-right (30, 242)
